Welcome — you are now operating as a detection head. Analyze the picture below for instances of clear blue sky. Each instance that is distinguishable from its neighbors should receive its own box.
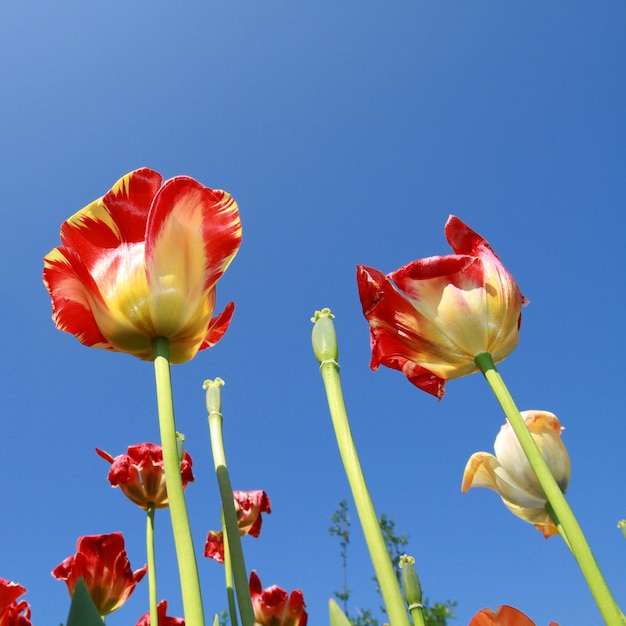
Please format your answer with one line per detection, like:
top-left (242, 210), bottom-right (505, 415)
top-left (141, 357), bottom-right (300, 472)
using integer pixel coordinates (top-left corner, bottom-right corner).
top-left (1, 2), bottom-right (625, 625)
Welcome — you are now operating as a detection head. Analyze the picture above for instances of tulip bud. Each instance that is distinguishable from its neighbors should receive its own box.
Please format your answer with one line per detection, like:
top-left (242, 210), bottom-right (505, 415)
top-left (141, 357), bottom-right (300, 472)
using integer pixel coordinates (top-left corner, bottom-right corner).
top-left (399, 555), bottom-right (422, 608)
top-left (311, 308), bottom-right (338, 363)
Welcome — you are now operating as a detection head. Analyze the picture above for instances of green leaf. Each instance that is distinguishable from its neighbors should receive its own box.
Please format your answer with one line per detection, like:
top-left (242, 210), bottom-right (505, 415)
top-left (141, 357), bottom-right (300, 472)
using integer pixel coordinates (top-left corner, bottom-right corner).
top-left (330, 599), bottom-right (353, 626)
top-left (66, 578), bottom-right (104, 626)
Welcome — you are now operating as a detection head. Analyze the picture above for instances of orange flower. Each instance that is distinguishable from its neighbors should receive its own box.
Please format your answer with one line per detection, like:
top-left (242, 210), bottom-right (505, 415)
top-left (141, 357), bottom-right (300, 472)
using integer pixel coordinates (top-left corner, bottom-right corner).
top-left (357, 216), bottom-right (527, 398)
top-left (43, 168), bottom-right (241, 363)
top-left (469, 605), bottom-right (559, 626)
top-left (462, 411), bottom-right (570, 538)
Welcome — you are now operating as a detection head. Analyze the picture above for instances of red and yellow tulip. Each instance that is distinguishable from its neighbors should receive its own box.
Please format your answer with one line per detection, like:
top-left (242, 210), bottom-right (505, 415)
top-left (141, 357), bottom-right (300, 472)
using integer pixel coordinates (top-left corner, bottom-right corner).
top-left (96, 443), bottom-right (194, 510)
top-left (205, 490), bottom-right (271, 563)
top-left (43, 167), bottom-right (242, 363)
top-left (249, 571), bottom-right (307, 626)
top-left (357, 216), bottom-right (527, 398)
top-left (52, 532), bottom-right (147, 616)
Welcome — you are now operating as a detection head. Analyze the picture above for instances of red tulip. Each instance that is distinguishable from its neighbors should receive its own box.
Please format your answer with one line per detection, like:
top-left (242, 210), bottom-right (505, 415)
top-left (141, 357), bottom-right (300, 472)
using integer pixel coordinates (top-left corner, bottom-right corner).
top-left (205, 490), bottom-right (271, 563)
top-left (357, 216), bottom-right (527, 399)
top-left (469, 605), bottom-right (558, 626)
top-left (96, 443), bottom-right (194, 510)
top-left (249, 571), bottom-right (307, 626)
top-left (52, 532), bottom-right (147, 616)
top-left (0, 578), bottom-right (31, 626)
top-left (43, 167), bottom-right (242, 363)
top-left (135, 600), bottom-right (185, 625)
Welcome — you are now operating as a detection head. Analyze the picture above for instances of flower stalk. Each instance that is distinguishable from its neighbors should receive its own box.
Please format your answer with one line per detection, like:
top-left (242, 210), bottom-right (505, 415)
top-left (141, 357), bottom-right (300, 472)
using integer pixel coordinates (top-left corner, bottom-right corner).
top-left (153, 336), bottom-right (204, 626)
top-left (474, 352), bottom-right (624, 626)
top-left (312, 310), bottom-right (411, 626)
top-left (204, 378), bottom-right (255, 626)
top-left (146, 504), bottom-right (158, 626)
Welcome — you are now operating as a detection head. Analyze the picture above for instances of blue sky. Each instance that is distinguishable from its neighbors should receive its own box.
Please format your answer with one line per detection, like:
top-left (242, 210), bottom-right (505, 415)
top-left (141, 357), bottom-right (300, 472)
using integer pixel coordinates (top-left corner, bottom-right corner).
top-left (1, 1), bottom-right (625, 624)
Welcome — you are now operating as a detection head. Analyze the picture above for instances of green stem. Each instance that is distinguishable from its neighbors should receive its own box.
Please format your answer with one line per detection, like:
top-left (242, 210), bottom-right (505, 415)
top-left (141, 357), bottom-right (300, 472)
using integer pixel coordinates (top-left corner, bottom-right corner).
top-left (146, 504), bottom-right (158, 626)
top-left (222, 511), bottom-right (240, 626)
top-left (152, 337), bottom-right (204, 626)
top-left (318, 359), bottom-right (411, 626)
top-left (204, 378), bottom-right (255, 626)
top-left (474, 352), bottom-right (624, 626)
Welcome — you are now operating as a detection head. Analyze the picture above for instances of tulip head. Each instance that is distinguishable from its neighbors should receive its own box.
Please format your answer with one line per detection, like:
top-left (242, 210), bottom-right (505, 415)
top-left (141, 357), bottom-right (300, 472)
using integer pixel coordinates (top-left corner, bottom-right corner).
top-left (462, 411), bottom-right (570, 538)
top-left (469, 604), bottom-right (558, 626)
top-left (357, 216), bottom-right (527, 398)
top-left (249, 571), bottom-right (308, 626)
top-left (135, 600), bottom-right (185, 626)
top-left (204, 490), bottom-right (271, 563)
top-left (43, 168), bottom-right (242, 363)
top-left (0, 578), bottom-right (32, 626)
top-left (52, 532), bottom-right (147, 615)
top-left (96, 443), bottom-right (194, 510)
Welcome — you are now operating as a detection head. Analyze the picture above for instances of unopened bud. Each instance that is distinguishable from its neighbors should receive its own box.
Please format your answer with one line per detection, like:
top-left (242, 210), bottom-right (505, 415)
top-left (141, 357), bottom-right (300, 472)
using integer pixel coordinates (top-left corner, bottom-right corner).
top-left (311, 308), bottom-right (338, 363)
top-left (399, 554), bottom-right (422, 608)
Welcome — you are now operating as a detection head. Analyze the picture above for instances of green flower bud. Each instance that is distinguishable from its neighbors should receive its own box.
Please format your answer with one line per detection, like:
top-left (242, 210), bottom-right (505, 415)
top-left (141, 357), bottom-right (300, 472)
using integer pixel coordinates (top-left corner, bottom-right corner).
top-left (311, 308), bottom-right (338, 363)
top-left (399, 555), bottom-right (422, 608)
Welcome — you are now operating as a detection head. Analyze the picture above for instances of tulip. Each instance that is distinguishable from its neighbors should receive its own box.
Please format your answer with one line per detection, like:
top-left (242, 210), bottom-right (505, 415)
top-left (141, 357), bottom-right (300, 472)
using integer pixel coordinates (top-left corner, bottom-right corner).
top-left (249, 571), bottom-right (307, 626)
top-left (135, 600), bottom-right (185, 625)
top-left (96, 443), bottom-right (194, 510)
top-left (52, 532), bottom-right (147, 615)
top-left (469, 604), bottom-right (559, 626)
top-left (204, 490), bottom-right (271, 562)
top-left (43, 167), bottom-right (242, 363)
top-left (462, 411), bottom-right (570, 538)
top-left (0, 578), bottom-right (31, 626)
top-left (357, 216), bottom-right (527, 398)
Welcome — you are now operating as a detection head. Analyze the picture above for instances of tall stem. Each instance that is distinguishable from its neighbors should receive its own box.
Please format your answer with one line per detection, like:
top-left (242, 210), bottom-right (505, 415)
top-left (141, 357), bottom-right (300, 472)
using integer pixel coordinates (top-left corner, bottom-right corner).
top-left (152, 336), bottom-right (205, 626)
top-left (146, 504), bottom-right (158, 626)
top-left (204, 378), bottom-right (255, 626)
top-left (474, 352), bottom-right (624, 626)
top-left (312, 310), bottom-right (410, 626)
top-left (318, 359), bottom-right (411, 626)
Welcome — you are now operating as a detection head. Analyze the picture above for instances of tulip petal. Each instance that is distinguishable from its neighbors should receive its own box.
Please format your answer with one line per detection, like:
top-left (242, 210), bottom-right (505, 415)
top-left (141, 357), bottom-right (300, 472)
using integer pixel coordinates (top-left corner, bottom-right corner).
top-left (199, 301), bottom-right (236, 351)
top-left (43, 247), bottom-right (114, 350)
top-left (142, 177), bottom-right (241, 351)
top-left (357, 265), bottom-right (476, 397)
top-left (60, 169), bottom-right (163, 269)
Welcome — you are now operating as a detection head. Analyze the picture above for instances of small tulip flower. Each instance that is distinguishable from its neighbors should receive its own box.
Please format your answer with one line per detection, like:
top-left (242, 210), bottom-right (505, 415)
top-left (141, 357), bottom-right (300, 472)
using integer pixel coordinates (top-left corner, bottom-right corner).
top-left (43, 167), bottom-right (242, 364)
top-left (96, 443), bottom-right (194, 510)
top-left (469, 604), bottom-right (559, 626)
top-left (249, 571), bottom-right (308, 626)
top-left (135, 600), bottom-right (185, 626)
top-left (52, 532), bottom-right (147, 616)
top-left (462, 411), bottom-right (570, 538)
top-left (0, 578), bottom-right (32, 626)
top-left (357, 216), bottom-right (527, 398)
top-left (205, 490), bottom-right (271, 562)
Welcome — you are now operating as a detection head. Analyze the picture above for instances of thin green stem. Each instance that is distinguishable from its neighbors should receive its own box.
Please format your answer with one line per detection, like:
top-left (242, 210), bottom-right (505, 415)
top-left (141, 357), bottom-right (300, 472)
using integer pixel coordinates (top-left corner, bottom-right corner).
top-left (152, 336), bottom-right (205, 626)
top-left (318, 360), bottom-right (411, 626)
top-left (146, 504), bottom-right (158, 626)
top-left (204, 379), bottom-right (255, 626)
top-left (222, 511), bottom-right (240, 626)
top-left (474, 352), bottom-right (624, 626)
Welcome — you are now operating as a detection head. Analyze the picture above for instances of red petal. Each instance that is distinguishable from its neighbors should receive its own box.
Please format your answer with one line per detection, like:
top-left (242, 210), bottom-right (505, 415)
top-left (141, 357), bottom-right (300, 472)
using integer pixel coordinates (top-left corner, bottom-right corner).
top-left (199, 301), bottom-right (236, 351)
top-left (60, 169), bottom-right (163, 272)
top-left (146, 176), bottom-right (241, 293)
top-left (42, 247), bottom-right (112, 349)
